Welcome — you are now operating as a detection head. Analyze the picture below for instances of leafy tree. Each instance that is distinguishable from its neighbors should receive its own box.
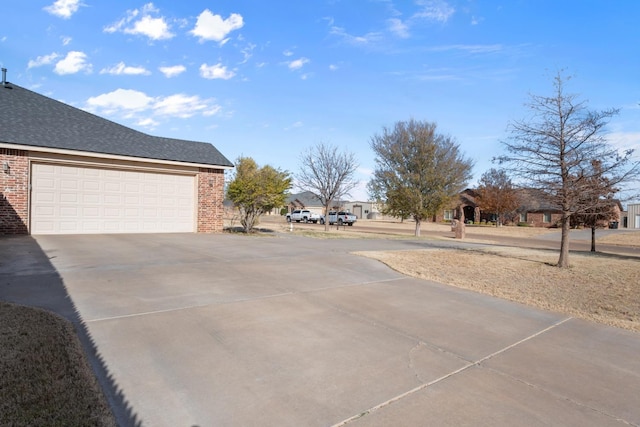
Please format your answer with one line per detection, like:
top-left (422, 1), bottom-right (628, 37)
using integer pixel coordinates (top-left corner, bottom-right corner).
top-left (227, 156), bottom-right (292, 233)
top-left (369, 119), bottom-right (474, 236)
top-left (296, 143), bottom-right (359, 231)
top-left (570, 160), bottom-right (621, 252)
top-left (476, 168), bottom-right (520, 226)
top-left (496, 71), bottom-right (639, 267)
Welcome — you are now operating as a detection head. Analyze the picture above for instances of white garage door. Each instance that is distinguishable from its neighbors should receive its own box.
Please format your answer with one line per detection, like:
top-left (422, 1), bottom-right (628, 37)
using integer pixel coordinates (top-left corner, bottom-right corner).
top-left (31, 163), bottom-right (196, 234)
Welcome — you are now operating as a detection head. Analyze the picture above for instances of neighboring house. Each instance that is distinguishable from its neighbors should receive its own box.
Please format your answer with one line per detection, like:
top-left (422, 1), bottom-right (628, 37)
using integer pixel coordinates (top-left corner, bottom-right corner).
top-left (436, 188), bottom-right (622, 228)
top-left (285, 191), bottom-right (325, 216)
top-left (439, 189), bottom-right (482, 224)
top-left (627, 203), bottom-right (640, 229)
top-left (342, 201), bottom-right (379, 219)
top-left (0, 75), bottom-right (233, 235)
top-left (513, 189), bottom-right (563, 227)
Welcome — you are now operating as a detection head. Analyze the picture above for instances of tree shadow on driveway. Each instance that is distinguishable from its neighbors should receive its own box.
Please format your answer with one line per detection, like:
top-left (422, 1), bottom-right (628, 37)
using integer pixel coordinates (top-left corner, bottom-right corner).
top-left (0, 235), bottom-right (141, 427)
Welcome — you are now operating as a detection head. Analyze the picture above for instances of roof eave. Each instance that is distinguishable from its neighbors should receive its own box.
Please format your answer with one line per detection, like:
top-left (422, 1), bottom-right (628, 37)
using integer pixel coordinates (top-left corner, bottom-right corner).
top-left (0, 142), bottom-right (234, 170)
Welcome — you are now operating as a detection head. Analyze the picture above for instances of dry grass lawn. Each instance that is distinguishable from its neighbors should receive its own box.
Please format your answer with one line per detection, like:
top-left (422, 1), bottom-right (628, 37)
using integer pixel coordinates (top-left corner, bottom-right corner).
top-left (0, 302), bottom-right (116, 426)
top-left (356, 247), bottom-right (640, 332)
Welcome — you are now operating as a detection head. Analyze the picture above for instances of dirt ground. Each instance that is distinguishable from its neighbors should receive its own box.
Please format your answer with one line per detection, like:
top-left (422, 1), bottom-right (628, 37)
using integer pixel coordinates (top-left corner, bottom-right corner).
top-left (257, 216), bottom-right (640, 332)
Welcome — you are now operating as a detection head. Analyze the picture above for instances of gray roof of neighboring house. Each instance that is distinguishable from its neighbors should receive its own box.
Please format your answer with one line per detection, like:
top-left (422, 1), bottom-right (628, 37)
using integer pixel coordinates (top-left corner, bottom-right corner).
top-left (517, 188), bottom-right (561, 212)
top-left (0, 82), bottom-right (233, 168)
top-left (287, 191), bottom-right (323, 207)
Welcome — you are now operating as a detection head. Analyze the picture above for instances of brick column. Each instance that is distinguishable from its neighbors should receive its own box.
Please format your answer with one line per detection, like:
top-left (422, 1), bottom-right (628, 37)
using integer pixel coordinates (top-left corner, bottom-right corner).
top-left (197, 168), bottom-right (225, 233)
top-left (0, 149), bottom-right (29, 234)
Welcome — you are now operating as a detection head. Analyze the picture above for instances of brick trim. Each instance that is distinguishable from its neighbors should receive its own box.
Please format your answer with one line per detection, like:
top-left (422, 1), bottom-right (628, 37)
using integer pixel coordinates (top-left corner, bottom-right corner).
top-left (0, 149), bottom-right (29, 234)
top-left (197, 168), bottom-right (225, 232)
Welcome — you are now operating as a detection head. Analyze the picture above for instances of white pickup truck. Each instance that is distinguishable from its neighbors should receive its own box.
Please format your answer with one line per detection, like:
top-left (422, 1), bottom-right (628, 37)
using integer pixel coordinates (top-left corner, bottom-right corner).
top-left (321, 211), bottom-right (357, 226)
top-left (286, 209), bottom-right (322, 224)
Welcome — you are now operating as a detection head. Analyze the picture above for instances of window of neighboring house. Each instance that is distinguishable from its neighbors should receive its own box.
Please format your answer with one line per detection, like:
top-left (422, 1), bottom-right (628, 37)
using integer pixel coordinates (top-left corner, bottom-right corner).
top-left (364, 210), bottom-right (369, 214)
top-left (444, 209), bottom-right (454, 220)
top-left (543, 212), bottom-right (552, 223)
top-left (520, 213), bottom-right (527, 222)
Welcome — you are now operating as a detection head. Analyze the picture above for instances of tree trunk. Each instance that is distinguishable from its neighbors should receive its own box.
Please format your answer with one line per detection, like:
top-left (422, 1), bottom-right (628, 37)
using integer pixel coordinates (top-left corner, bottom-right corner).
top-left (414, 220), bottom-right (421, 237)
top-left (324, 203), bottom-right (330, 232)
top-left (591, 226), bottom-right (596, 252)
top-left (557, 212), bottom-right (571, 268)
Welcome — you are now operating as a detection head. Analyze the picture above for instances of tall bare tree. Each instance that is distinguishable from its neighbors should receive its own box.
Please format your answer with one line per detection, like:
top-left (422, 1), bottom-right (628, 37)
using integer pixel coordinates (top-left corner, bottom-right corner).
top-left (369, 119), bottom-right (474, 236)
top-left (297, 143), bottom-right (359, 231)
top-left (496, 71), bottom-right (639, 267)
top-left (476, 168), bottom-right (520, 226)
top-left (227, 157), bottom-right (292, 233)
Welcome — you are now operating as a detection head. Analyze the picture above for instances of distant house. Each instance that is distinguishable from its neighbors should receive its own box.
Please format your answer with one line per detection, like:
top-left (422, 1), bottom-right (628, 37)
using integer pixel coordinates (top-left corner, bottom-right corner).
top-left (624, 203), bottom-right (640, 229)
top-left (286, 191), bottom-right (324, 216)
top-left (342, 201), bottom-right (380, 219)
top-left (436, 188), bottom-right (622, 228)
top-left (514, 189), bottom-right (564, 227)
top-left (0, 74), bottom-right (233, 235)
top-left (439, 189), bottom-right (482, 224)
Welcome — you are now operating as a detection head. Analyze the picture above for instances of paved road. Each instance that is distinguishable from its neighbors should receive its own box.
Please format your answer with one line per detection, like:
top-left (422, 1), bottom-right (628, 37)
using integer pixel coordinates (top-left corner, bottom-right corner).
top-left (285, 218), bottom-right (640, 257)
top-left (1, 233), bottom-right (639, 426)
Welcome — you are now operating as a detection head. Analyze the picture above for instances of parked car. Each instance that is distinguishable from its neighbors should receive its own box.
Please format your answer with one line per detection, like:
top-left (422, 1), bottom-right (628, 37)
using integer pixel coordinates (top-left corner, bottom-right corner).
top-left (320, 211), bottom-right (357, 226)
top-left (286, 209), bottom-right (322, 223)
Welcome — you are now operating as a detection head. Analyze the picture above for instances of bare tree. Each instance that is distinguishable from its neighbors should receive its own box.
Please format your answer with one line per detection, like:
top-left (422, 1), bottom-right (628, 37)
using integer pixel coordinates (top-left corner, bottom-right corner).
top-left (297, 143), bottom-right (359, 231)
top-left (496, 71), bottom-right (639, 267)
top-left (369, 119), bottom-right (474, 236)
top-left (476, 168), bottom-right (520, 226)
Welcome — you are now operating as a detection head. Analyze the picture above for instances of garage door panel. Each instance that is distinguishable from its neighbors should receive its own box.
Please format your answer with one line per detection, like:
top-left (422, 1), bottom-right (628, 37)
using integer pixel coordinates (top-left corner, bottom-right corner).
top-left (104, 194), bottom-right (122, 205)
top-left (31, 163), bottom-right (195, 234)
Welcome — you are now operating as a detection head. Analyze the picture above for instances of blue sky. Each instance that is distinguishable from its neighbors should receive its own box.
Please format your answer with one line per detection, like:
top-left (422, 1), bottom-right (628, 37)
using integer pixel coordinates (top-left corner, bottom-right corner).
top-left (2, 0), bottom-right (639, 201)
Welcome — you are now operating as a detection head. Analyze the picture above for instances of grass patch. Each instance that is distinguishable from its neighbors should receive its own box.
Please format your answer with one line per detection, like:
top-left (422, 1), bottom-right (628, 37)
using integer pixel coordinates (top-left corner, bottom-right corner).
top-left (0, 302), bottom-right (116, 426)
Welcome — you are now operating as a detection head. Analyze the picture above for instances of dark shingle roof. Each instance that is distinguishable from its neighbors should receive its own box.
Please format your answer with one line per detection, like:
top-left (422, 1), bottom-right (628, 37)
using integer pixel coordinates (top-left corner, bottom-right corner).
top-left (0, 82), bottom-right (233, 167)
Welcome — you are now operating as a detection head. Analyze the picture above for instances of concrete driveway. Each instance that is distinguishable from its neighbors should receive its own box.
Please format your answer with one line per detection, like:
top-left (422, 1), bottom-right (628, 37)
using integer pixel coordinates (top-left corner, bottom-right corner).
top-left (1, 233), bottom-right (639, 426)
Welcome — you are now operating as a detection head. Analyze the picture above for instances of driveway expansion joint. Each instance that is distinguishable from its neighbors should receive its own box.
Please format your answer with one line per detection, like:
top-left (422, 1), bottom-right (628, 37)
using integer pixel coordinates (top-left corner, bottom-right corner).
top-left (331, 316), bottom-right (574, 426)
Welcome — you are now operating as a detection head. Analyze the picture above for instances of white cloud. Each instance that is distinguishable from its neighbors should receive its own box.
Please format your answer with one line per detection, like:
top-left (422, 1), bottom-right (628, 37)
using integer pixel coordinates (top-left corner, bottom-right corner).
top-left (86, 89), bottom-right (153, 114)
top-left (127, 15), bottom-right (173, 40)
top-left (61, 36), bottom-right (72, 45)
top-left (285, 121), bottom-right (303, 130)
top-left (105, 3), bottom-right (174, 40)
top-left (283, 49), bottom-right (294, 57)
top-left (153, 94), bottom-right (209, 118)
top-left (387, 18), bottom-right (410, 38)
top-left (413, 0), bottom-right (455, 23)
top-left (27, 53), bottom-right (59, 69)
top-left (428, 44), bottom-right (503, 54)
top-left (100, 62), bottom-right (151, 75)
top-left (608, 131), bottom-right (640, 154)
top-left (159, 65), bottom-right (186, 78)
top-left (240, 43), bottom-right (256, 64)
top-left (137, 117), bottom-right (159, 128)
top-left (329, 26), bottom-right (383, 46)
top-left (85, 88), bottom-right (221, 122)
top-left (288, 57), bottom-right (309, 71)
top-left (190, 9), bottom-right (243, 43)
top-left (54, 51), bottom-right (91, 75)
top-left (329, 64), bottom-right (338, 71)
top-left (199, 63), bottom-right (235, 80)
top-left (44, 0), bottom-right (82, 19)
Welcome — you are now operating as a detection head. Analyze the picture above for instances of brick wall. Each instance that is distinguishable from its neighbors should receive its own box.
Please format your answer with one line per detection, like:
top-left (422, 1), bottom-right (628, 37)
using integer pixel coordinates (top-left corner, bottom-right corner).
top-left (0, 149), bottom-right (29, 234)
top-left (525, 212), bottom-right (563, 228)
top-left (197, 168), bottom-right (225, 232)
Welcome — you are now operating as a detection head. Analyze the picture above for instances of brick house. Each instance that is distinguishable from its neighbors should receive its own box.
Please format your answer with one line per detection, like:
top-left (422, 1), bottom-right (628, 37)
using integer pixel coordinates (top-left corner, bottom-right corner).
top-left (436, 188), bottom-right (621, 228)
top-left (0, 75), bottom-right (232, 235)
